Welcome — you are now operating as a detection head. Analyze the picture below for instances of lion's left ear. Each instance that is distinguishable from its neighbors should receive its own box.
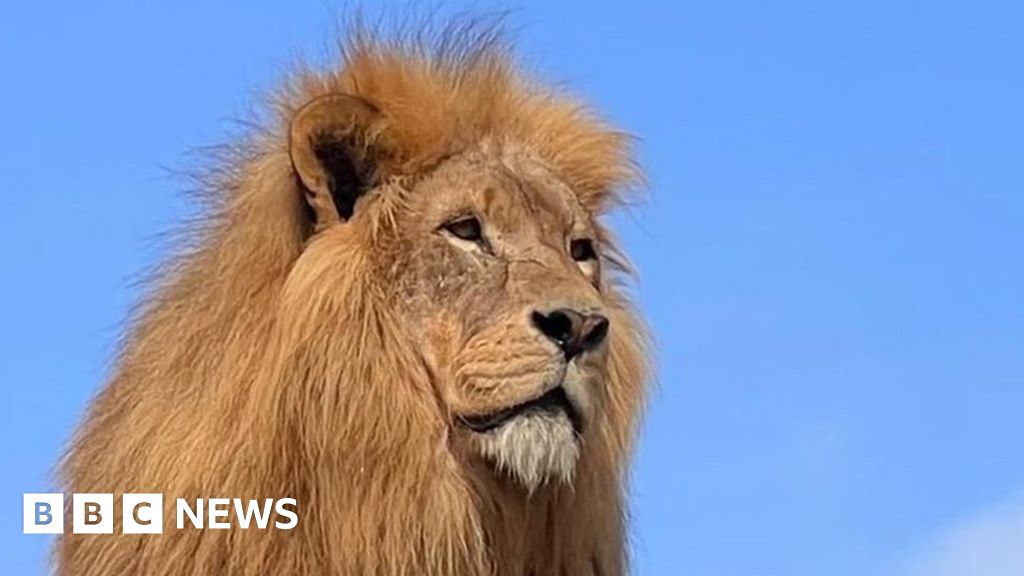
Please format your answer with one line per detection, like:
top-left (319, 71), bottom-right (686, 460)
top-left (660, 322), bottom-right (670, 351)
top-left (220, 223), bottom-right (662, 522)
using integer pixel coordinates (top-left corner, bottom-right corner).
top-left (289, 93), bottom-right (389, 229)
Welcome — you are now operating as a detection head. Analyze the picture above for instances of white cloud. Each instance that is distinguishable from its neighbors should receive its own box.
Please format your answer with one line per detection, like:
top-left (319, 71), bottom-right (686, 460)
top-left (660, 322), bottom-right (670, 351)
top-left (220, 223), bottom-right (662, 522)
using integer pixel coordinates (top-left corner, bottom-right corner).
top-left (896, 490), bottom-right (1024, 576)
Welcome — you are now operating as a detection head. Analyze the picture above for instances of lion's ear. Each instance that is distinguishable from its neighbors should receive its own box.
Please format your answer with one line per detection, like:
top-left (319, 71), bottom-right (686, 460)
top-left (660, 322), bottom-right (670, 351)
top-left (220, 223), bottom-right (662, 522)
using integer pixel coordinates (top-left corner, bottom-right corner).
top-left (289, 94), bottom-right (386, 228)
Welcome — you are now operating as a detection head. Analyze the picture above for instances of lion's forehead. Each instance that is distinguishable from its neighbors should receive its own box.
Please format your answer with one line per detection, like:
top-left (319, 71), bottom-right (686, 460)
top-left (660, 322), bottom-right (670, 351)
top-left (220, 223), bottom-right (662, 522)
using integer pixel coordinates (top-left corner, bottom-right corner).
top-left (410, 148), bottom-right (589, 241)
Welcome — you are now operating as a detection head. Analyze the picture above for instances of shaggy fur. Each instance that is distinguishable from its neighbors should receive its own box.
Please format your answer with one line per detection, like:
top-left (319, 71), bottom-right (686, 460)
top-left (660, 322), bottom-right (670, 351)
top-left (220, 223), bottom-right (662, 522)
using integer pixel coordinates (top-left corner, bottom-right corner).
top-left (57, 19), bottom-right (650, 576)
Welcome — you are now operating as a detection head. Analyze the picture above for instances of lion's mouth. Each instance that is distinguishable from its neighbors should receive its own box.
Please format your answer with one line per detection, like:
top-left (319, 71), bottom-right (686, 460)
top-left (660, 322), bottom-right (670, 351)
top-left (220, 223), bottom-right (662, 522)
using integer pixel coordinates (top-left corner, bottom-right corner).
top-left (458, 386), bottom-right (582, 434)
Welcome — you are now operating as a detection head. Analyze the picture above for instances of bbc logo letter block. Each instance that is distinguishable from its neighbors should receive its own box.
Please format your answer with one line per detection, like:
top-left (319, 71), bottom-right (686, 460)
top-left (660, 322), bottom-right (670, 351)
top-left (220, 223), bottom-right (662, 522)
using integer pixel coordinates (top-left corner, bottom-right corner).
top-left (23, 494), bottom-right (64, 534)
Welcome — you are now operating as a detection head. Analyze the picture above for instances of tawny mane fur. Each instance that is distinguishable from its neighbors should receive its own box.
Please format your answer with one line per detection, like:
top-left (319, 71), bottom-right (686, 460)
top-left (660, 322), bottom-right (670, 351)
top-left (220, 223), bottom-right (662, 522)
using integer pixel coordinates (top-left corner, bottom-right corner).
top-left (58, 18), bottom-right (650, 576)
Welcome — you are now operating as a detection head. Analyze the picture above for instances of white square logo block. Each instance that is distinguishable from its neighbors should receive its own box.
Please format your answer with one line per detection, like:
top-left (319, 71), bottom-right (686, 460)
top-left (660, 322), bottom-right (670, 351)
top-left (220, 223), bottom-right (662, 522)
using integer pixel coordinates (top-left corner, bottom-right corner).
top-left (72, 493), bottom-right (114, 534)
top-left (123, 493), bottom-right (164, 534)
top-left (23, 493), bottom-right (64, 534)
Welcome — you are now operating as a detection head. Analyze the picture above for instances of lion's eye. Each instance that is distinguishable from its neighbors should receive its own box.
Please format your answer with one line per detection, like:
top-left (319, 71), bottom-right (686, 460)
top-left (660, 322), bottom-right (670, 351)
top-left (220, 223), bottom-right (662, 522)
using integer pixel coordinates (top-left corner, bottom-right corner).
top-left (443, 216), bottom-right (483, 242)
top-left (570, 238), bottom-right (597, 262)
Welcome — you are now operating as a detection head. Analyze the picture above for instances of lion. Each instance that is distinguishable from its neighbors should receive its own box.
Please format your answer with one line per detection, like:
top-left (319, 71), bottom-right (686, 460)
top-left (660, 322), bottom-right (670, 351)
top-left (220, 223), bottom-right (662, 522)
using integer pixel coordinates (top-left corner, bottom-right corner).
top-left (56, 18), bottom-right (650, 576)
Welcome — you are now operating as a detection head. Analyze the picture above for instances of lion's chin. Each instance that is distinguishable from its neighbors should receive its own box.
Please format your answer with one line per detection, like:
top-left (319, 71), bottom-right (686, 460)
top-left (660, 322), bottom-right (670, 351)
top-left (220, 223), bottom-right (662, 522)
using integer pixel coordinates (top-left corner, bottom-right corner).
top-left (473, 411), bottom-right (580, 492)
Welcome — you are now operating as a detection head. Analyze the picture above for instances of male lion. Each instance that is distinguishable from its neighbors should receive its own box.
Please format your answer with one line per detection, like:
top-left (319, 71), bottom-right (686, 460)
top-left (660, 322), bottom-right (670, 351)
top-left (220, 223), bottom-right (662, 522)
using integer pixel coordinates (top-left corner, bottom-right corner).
top-left (57, 20), bottom-right (650, 576)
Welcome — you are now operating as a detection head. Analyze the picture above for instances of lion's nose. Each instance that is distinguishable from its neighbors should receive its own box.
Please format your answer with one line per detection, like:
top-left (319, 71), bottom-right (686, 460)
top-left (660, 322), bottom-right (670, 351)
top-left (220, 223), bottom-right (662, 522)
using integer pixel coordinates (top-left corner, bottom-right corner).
top-left (531, 308), bottom-right (610, 359)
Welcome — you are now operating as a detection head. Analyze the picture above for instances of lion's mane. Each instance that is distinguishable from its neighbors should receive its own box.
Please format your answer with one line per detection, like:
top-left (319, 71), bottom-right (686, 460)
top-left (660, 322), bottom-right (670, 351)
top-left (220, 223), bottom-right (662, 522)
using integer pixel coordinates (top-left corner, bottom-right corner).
top-left (57, 19), bottom-right (650, 576)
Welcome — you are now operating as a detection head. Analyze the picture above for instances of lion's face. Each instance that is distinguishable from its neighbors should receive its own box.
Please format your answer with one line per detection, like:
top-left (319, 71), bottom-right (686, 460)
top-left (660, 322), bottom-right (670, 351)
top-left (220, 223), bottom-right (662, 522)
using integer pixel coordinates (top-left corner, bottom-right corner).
top-left (381, 146), bottom-right (609, 490)
top-left (287, 90), bottom-right (631, 492)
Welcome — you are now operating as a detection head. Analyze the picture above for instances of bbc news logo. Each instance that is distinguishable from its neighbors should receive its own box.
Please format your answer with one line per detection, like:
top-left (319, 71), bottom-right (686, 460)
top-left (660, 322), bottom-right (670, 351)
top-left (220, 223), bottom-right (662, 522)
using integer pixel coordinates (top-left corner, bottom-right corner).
top-left (23, 494), bottom-right (298, 534)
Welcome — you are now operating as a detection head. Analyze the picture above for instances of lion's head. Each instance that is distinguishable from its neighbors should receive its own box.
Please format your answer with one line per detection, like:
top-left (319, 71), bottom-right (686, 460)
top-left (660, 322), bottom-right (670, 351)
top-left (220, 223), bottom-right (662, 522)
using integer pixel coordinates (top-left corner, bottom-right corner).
top-left (291, 95), bottom-right (624, 490)
top-left (58, 20), bottom-right (649, 576)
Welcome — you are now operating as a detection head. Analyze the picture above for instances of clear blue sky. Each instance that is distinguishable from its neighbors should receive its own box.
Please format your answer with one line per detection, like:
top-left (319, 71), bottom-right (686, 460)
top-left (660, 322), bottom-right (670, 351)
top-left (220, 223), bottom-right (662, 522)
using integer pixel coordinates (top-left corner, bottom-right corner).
top-left (2, 1), bottom-right (1022, 574)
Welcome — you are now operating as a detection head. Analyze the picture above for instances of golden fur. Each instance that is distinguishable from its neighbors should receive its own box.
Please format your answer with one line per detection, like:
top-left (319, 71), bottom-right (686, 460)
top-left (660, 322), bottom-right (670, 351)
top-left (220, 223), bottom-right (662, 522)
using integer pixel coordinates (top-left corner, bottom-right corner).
top-left (58, 19), bottom-right (650, 576)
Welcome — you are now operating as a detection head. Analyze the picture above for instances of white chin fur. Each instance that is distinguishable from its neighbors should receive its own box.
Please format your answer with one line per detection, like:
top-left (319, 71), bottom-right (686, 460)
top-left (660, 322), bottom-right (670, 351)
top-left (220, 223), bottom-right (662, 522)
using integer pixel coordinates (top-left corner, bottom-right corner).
top-left (475, 411), bottom-right (580, 492)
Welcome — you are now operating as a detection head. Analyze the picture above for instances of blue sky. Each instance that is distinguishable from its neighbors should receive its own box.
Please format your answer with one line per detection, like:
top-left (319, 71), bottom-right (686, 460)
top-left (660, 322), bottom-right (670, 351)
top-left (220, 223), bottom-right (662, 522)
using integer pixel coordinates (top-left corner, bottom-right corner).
top-left (1, 1), bottom-right (1022, 574)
